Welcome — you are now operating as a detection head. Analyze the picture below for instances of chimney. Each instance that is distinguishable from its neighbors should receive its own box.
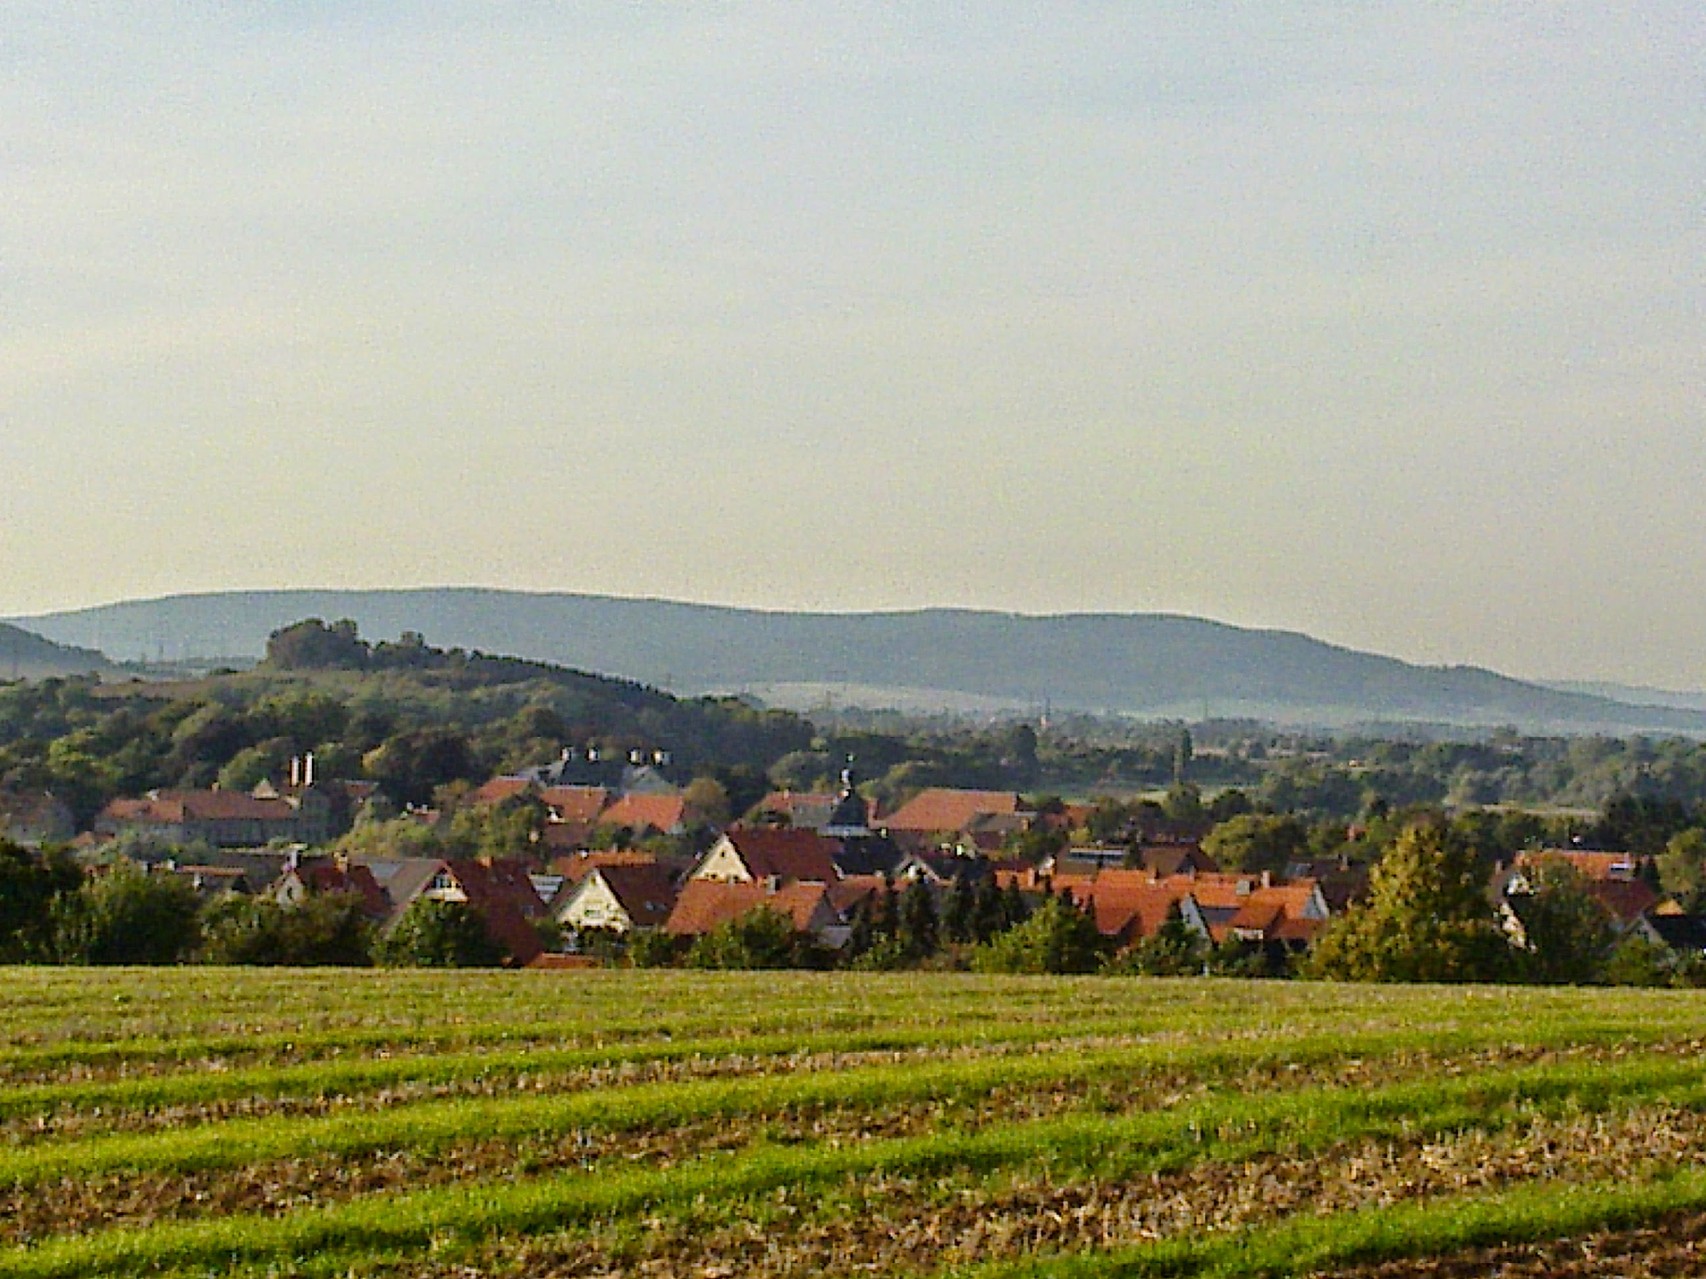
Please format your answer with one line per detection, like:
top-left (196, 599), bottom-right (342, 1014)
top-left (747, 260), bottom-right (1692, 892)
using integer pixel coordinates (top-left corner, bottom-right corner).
top-left (290, 756), bottom-right (302, 788)
top-left (304, 753), bottom-right (316, 787)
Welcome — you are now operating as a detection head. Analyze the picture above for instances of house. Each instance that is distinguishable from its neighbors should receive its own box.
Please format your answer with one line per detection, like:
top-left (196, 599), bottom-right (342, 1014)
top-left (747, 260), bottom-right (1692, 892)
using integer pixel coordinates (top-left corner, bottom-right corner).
top-left (1068, 875), bottom-right (1213, 951)
top-left (554, 863), bottom-right (679, 936)
top-left (1498, 850), bottom-right (1662, 938)
top-left (1039, 868), bottom-right (1330, 951)
top-left (270, 856), bottom-right (391, 920)
top-left (664, 878), bottom-right (851, 949)
top-left (467, 779), bottom-right (609, 824)
top-left (599, 793), bottom-right (689, 838)
top-left (0, 790), bottom-right (75, 848)
top-left (754, 784), bottom-right (874, 836)
top-left (1182, 873), bottom-right (1331, 947)
top-left (883, 788), bottom-right (1029, 835)
top-left (94, 786), bottom-right (335, 849)
top-left (1133, 843), bottom-right (1219, 879)
top-left (1047, 846), bottom-right (1132, 877)
top-left (539, 785), bottom-right (610, 826)
top-left (1634, 913), bottom-right (1706, 962)
top-left (891, 848), bottom-right (994, 886)
top-left (691, 828), bottom-right (840, 885)
top-left (351, 855), bottom-right (546, 965)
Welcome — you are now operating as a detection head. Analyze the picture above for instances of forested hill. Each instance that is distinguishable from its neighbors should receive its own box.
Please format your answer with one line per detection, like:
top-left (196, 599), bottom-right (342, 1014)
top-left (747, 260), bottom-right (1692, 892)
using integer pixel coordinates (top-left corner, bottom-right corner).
top-left (0, 623), bottom-right (116, 681)
top-left (11, 588), bottom-right (1706, 734)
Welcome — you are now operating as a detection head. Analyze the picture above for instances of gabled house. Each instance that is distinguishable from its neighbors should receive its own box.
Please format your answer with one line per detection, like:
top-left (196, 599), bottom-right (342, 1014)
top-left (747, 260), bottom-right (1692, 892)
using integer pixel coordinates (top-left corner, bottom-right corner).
top-left (883, 788), bottom-right (1029, 836)
top-left (599, 793), bottom-right (689, 838)
top-left (1183, 873), bottom-right (1331, 947)
top-left (554, 863), bottom-right (679, 935)
top-left (1070, 876), bottom-right (1213, 951)
top-left (692, 828), bottom-right (841, 885)
top-left (1634, 913), bottom-right (1706, 962)
top-left (352, 855), bottom-right (546, 965)
top-left (1498, 850), bottom-right (1662, 939)
top-left (270, 856), bottom-right (391, 920)
top-left (664, 878), bottom-right (850, 949)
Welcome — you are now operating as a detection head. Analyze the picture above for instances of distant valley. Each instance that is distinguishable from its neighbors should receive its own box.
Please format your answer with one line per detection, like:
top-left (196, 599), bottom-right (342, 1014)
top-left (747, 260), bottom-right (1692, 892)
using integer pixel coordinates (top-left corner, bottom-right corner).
top-left (10, 588), bottom-right (1706, 736)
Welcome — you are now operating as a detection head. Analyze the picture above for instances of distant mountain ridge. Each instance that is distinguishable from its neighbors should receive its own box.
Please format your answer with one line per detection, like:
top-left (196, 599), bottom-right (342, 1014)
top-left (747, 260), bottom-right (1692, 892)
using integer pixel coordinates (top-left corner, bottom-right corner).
top-left (10, 588), bottom-right (1706, 735)
top-left (0, 622), bottom-right (117, 681)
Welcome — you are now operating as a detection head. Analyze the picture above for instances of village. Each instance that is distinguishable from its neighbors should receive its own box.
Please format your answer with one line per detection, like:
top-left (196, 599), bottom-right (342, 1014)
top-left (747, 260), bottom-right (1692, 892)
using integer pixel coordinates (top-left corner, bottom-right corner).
top-left (7, 739), bottom-right (1700, 981)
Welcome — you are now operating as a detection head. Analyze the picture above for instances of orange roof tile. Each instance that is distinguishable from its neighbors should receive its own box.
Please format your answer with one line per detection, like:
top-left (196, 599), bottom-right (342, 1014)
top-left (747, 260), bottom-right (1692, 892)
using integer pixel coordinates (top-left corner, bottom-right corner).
top-left (665, 879), bottom-right (837, 937)
top-left (469, 778), bottom-right (534, 806)
top-left (539, 786), bottom-right (609, 825)
top-left (600, 793), bottom-right (688, 834)
top-left (1516, 850), bottom-right (1646, 882)
top-left (883, 789), bottom-right (1023, 833)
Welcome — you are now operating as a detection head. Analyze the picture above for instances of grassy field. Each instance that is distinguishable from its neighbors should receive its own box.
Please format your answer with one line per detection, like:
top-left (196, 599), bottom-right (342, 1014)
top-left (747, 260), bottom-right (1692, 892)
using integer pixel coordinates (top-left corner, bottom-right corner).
top-left (4, 971), bottom-right (1706, 1276)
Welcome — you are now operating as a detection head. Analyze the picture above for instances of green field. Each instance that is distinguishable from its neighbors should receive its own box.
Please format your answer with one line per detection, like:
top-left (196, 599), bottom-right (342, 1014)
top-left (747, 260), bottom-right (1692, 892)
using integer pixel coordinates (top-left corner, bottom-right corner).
top-left (5, 971), bottom-right (1706, 1276)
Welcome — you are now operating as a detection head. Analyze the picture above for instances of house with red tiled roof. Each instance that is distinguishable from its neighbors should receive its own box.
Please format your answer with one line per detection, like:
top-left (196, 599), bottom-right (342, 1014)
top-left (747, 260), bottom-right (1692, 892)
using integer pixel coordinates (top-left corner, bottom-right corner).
top-left (1498, 851), bottom-right (1663, 942)
top-left (354, 856), bottom-right (546, 965)
top-left (599, 793), bottom-right (689, 837)
top-left (1181, 873), bottom-right (1331, 947)
top-left (691, 827), bottom-right (841, 886)
top-left (467, 777), bottom-right (536, 806)
top-left (1037, 867), bottom-right (1329, 951)
top-left (1509, 849), bottom-right (1649, 886)
top-left (539, 785), bottom-right (610, 826)
top-left (554, 862), bottom-right (679, 936)
top-left (664, 879), bottom-right (849, 948)
top-left (95, 787), bottom-right (334, 848)
top-left (1069, 875), bottom-right (1212, 951)
top-left (270, 856), bottom-right (391, 920)
top-left (883, 789), bottom-right (1028, 835)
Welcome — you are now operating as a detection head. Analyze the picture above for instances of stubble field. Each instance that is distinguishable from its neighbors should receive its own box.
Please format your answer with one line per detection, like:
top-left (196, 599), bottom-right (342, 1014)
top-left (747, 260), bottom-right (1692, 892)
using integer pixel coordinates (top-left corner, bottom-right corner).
top-left (4, 969), bottom-right (1706, 1277)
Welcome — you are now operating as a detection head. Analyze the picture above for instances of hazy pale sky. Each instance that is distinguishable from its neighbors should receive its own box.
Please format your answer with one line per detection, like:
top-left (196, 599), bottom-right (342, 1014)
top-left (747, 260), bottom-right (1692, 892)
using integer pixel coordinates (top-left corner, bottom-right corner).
top-left (3, 4), bottom-right (1701, 685)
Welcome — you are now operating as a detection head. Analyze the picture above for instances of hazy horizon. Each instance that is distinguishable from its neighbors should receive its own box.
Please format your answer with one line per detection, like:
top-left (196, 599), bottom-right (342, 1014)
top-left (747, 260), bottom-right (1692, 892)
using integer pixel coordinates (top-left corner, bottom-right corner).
top-left (6, 6), bottom-right (1700, 687)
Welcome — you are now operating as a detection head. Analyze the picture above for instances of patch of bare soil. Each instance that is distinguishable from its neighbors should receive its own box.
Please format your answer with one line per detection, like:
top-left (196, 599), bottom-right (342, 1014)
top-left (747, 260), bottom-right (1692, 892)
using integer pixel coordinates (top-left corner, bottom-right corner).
top-left (1324, 1210), bottom-right (1706, 1278)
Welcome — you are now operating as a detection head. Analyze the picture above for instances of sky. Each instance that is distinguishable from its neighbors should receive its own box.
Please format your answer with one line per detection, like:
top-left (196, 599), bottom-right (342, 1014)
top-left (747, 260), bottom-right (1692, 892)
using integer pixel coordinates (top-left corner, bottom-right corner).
top-left (3, 4), bottom-right (1702, 687)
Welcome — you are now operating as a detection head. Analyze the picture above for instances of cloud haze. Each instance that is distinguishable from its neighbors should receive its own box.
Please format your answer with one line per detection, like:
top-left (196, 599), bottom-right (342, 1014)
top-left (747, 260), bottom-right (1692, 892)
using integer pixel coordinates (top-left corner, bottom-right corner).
top-left (3, 4), bottom-right (1701, 685)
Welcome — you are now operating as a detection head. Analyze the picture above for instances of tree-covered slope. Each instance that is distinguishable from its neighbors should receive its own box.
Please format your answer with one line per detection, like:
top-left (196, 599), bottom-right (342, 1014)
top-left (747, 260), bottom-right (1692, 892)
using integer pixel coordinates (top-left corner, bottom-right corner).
top-left (11, 589), bottom-right (1703, 733)
top-left (0, 623), bottom-right (116, 681)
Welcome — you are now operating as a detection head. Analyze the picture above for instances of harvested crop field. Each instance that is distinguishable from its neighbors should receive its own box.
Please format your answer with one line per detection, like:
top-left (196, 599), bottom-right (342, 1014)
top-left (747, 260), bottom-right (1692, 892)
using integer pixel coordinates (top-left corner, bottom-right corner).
top-left (4, 970), bottom-right (1706, 1276)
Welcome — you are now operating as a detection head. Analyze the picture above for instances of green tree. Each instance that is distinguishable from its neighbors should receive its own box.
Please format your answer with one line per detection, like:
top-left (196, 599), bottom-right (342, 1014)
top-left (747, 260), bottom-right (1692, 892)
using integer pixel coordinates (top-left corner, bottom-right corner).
top-left (685, 907), bottom-right (812, 970)
top-left (0, 840), bottom-right (82, 962)
top-left (200, 893), bottom-right (373, 966)
top-left (1657, 828), bottom-right (1706, 910)
top-left (896, 879), bottom-right (939, 960)
top-left (626, 928), bottom-right (679, 968)
top-left (1603, 933), bottom-right (1674, 987)
top-left (362, 728), bottom-right (476, 808)
top-left (54, 862), bottom-right (203, 965)
top-left (374, 898), bottom-right (504, 967)
top-left (681, 776), bottom-right (732, 829)
top-left (1202, 813), bottom-right (1311, 875)
top-left (264, 619), bottom-right (369, 671)
top-left (1508, 861), bottom-right (1615, 985)
top-left (971, 895), bottom-right (1106, 975)
top-left (1112, 901), bottom-right (1203, 976)
top-left (1305, 824), bottom-right (1507, 984)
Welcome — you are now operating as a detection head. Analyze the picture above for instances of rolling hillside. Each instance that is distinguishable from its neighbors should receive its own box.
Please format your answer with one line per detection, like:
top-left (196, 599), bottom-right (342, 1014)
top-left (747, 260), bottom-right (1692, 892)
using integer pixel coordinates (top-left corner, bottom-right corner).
top-left (11, 588), bottom-right (1704, 733)
top-left (0, 622), bottom-right (118, 681)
